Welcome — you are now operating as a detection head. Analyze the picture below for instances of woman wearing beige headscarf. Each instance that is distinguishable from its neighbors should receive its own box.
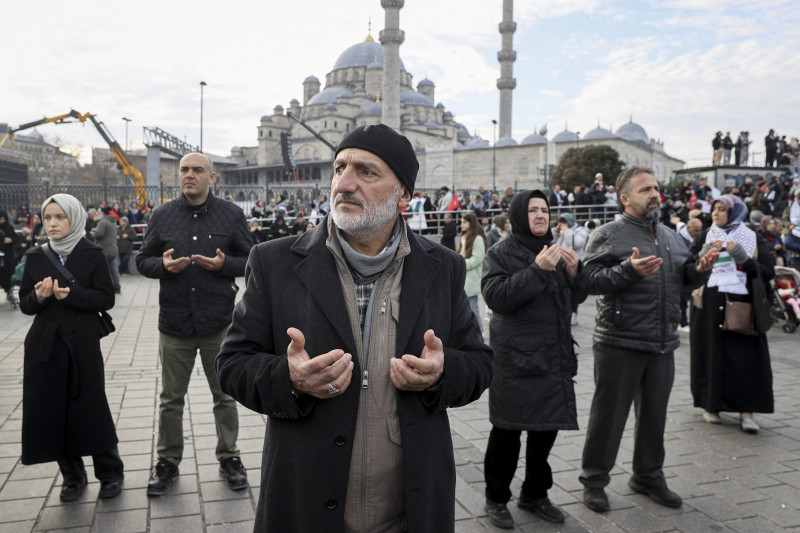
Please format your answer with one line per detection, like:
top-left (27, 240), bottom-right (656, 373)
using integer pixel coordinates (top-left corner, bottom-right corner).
top-left (19, 194), bottom-right (124, 502)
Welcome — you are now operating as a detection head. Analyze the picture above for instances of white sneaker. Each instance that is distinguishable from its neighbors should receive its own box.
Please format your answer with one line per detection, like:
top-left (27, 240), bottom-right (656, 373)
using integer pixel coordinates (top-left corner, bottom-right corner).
top-left (741, 414), bottom-right (759, 433)
top-left (679, 325), bottom-right (690, 333)
top-left (702, 410), bottom-right (721, 424)
top-left (571, 312), bottom-right (578, 326)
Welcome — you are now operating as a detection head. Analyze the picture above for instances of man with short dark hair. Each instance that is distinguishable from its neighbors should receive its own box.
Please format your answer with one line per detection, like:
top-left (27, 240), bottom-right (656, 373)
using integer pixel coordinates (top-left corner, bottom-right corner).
top-left (137, 152), bottom-right (254, 497)
top-left (579, 167), bottom-right (718, 513)
top-left (712, 131), bottom-right (723, 166)
top-left (216, 124), bottom-right (493, 531)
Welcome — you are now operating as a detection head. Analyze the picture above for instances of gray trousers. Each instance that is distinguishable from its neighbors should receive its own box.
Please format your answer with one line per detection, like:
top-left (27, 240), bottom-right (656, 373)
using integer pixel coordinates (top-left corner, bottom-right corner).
top-left (157, 329), bottom-right (239, 465)
top-left (580, 343), bottom-right (674, 488)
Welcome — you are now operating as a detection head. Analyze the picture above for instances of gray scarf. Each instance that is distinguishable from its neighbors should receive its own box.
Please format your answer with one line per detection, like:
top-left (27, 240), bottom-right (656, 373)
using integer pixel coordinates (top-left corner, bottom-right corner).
top-left (336, 218), bottom-right (403, 282)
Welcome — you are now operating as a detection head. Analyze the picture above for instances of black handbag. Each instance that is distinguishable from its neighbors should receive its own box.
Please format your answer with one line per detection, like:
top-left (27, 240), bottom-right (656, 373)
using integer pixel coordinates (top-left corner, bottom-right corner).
top-left (42, 244), bottom-right (116, 338)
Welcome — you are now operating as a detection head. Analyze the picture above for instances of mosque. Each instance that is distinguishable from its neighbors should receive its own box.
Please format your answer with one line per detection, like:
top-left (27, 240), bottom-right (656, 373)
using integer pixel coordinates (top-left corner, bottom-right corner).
top-left (226, 0), bottom-right (684, 193)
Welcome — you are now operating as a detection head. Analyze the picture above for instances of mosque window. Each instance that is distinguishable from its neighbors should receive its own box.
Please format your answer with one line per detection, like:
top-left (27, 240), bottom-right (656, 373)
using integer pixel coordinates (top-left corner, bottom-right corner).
top-left (269, 130), bottom-right (272, 138)
top-left (324, 121), bottom-right (328, 128)
top-left (346, 123), bottom-right (350, 132)
top-left (334, 121), bottom-right (338, 129)
top-left (259, 131), bottom-right (263, 138)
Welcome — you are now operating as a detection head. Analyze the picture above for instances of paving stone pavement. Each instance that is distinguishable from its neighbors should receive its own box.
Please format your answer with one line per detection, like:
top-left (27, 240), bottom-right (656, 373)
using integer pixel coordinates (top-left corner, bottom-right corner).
top-left (1, 274), bottom-right (799, 532)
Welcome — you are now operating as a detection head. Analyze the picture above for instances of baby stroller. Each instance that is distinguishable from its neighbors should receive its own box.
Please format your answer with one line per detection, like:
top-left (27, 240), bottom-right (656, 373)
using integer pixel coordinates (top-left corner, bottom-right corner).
top-left (771, 265), bottom-right (800, 333)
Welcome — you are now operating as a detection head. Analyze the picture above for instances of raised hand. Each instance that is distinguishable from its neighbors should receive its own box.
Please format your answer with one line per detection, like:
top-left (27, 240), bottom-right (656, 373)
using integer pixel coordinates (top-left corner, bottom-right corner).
top-left (163, 248), bottom-right (191, 274)
top-left (192, 248), bottom-right (226, 272)
top-left (630, 246), bottom-right (662, 276)
top-left (286, 327), bottom-right (353, 398)
top-left (390, 329), bottom-right (444, 391)
top-left (535, 244), bottom-right (561, 271)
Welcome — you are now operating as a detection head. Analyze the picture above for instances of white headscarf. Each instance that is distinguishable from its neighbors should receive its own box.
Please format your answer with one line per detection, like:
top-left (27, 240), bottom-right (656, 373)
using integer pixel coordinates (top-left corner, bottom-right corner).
top-left (41, 194), bottom-right (87, 256)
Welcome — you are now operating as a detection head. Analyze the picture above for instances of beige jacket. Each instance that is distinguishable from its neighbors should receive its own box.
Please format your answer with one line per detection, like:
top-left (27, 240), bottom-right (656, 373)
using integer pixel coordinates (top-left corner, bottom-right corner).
top-left (326, 223), bottom-right (410, 532)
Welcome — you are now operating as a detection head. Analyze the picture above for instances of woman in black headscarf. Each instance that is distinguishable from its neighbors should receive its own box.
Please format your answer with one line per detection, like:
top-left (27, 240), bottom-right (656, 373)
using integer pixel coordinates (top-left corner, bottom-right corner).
top-left (481, 190), bottom-right (588, 528)
top-left (0, 210), bottom-right (19, 303)
top-left (19, 194), bottom-right (124, 502)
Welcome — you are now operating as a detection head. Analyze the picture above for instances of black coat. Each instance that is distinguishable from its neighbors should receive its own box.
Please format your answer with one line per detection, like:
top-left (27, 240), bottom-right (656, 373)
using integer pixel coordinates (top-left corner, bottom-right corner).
top-left (216, 218), bottom-right (493, 533)
top-left (19, 239), bottom-right (118, 464)
top-left (482, 233), bottom-right (588, 430)
top-left (689, 230), bottom-right (775, 413)
top-left (136, 194), bottom-right (254, 336)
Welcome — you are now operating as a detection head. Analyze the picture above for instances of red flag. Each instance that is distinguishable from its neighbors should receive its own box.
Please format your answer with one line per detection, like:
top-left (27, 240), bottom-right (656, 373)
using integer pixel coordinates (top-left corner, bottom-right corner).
top-left (447, 192), bottom-right (459, 211)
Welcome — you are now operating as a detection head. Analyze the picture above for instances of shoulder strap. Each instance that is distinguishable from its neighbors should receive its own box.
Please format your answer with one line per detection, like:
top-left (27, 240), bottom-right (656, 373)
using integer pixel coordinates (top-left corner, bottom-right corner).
top-left (42, 244), bottom-right (81, 288)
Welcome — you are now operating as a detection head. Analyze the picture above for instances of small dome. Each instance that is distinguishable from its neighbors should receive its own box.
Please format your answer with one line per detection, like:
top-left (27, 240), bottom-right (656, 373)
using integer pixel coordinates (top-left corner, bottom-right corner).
top-left (583, 126), bottom-right (617, 140)
top-left (417, 78), bottom-right (435, 88)
top-left (552, 129), bottom-right (579, 143)
top-left (496, 136), bottom-right (518, 147)
top-left (443, 111), bottom-right (453, 118)
top-left (289, 98), bottom-right (300, 105)
top-left (324, 103), bottom-right (337, 111)
top-left (425, 120), bottom-right (443, 130)
top-left (354, 86), bottom-right (366, 93)
top-left (304, 75), bottom-right (320, 84)
top-left (273, 105), bottom-right (284, 113)
top-left (464, 137), bottom-right (490, 150)
top-left (521, 131), bottom-right (547, 145)
top-left (231, 146), bottom-right (242, 152)
top-left (435, 103), bottom-right (445, 109)
top-left (360, 102), bottom-right (382, 117)
top-left (399, 89), bottom-right (433, 107)
top-left (616, 120), bottom-right (650, 146)
top-left (333, 39), bottom-right (406, 71)
top-left (260, 115), bottom-right (272, 122)
top-left (307, 86), bottom-right (354, 106)
top-left (456, 124), bottom-right (471, 140)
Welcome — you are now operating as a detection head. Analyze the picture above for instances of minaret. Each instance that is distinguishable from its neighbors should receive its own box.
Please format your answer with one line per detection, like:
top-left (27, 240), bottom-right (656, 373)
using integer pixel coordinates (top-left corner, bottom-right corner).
top-left (380, 0), bottom-right (404, 131)
top-left (497, 0), bottom-right (516, 139)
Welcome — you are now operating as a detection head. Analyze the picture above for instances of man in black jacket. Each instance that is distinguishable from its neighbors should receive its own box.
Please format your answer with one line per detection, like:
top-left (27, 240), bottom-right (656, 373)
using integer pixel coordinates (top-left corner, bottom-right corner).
top-left (579, 167), bottom-right (718, 513)
top-left (136, 152), bottom-right (254, 496)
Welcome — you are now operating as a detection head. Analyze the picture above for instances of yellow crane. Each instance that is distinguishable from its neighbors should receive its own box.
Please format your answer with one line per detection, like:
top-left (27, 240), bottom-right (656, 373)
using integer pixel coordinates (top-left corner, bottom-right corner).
top-left (1, 110), bottom-right (147, 206)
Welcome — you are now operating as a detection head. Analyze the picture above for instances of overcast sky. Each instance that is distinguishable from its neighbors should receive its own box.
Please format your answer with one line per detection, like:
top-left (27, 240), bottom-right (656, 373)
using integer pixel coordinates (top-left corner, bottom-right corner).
top-left (5, 0), bottom-right (799, 170)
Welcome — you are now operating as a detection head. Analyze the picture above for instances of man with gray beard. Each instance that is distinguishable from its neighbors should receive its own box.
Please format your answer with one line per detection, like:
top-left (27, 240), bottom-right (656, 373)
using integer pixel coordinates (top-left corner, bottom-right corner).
top-left (578, 167), bottom-right (718, 513)
top-left (216, 124), bottom-right (493, 532)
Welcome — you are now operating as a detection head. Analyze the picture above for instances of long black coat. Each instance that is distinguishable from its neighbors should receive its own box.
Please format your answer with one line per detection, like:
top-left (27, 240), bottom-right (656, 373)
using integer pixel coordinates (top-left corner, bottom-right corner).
top-left (216, 218), bottom-right (493, 533)
top-left (482, 233), bottom-right (588, 430)
top-left (18, 239), bottom-right (118, 464)
top-left (689, 230), bottom-right (775, 413)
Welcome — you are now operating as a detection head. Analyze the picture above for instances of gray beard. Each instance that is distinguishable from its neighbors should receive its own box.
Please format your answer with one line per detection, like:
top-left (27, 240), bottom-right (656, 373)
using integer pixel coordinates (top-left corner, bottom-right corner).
top-left (645, 205), bottom-right (661, 220)
top-left (331, 182), bottom-right (401, 238)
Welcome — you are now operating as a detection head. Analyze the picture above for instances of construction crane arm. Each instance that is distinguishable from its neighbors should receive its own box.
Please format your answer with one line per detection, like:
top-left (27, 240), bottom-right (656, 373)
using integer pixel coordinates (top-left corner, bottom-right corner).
top-left (286, 112), bottom-right (337, 152)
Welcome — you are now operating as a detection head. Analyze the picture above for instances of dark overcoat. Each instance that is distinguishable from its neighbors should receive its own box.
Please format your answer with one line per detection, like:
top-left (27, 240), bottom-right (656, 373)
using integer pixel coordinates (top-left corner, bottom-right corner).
top-left (216, 218), bottom-right (493, 533)
top-left (481, 233), bottom-right (588, 431)
top-left (18, 238), bottom-right (118, 464)
top-left (689, 230), bottom-right (775, 413)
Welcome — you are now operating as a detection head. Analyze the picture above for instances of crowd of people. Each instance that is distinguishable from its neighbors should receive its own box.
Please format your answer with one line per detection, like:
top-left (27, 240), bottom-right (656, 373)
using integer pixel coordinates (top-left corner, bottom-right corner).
top-left (711, 129), bottom-right (800, 169)
top-left (4, 122), bottom-right (788, 531)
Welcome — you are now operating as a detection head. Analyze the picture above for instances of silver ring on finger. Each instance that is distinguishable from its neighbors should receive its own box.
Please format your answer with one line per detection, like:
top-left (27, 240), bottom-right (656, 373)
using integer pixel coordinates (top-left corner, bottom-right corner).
top-left (327, 382), bottom-right (340, 395)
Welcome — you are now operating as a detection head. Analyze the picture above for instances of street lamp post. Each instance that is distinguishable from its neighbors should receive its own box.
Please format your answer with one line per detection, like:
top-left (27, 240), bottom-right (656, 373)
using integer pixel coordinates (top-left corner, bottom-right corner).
top-left (200, 81), bottom-right (207, 152)
top-left (122, 117), bottom-right (131, 152)
top-left (491, 119), bottom-right (498, 193)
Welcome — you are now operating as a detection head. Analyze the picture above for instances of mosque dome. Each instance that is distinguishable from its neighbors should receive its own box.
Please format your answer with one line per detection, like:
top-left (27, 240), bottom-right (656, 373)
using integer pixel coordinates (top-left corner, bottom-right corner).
top-left (360, 102), bottom-right (383, 117)
top-left (552, 129), bottom-right (579, 143)
top-left (520, 131), bottom-right (547, 145)
top-left (260, 115), bottom-right (272, 122)
top-left (304, 75), bottom-right (320, 84)
top-left (496, 136), bottom-right (518, 147)
top-left (399, 89), bottom-right (433, 107)
top-left (333, 37), bottom-right (406, 71)
top-left (425, 121), bottom-right (443, 130)
top-left (616, 120), bottom-right (650, 146)
top-left (354, 86), bottom-right (366, 93)
top-left (464, 137), bottom-right (490, 150)
top-left (324, 103), bottom-right (337, 111)
top-left (307, 86), bottom-right (354, 106)
top-left (583, 126), bottom-right (617, 140)
top-left (417, 78), bottom-right (435, 88)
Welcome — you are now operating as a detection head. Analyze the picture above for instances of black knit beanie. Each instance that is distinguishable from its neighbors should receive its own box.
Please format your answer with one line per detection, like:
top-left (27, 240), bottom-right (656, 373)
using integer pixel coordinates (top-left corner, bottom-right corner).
top-left (335, 124), bottom-right (419, 193)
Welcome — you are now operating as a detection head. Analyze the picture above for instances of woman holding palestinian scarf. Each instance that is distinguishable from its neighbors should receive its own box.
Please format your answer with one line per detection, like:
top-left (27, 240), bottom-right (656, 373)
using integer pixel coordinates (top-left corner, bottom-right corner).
top-left (19, 194), bottom-right (124, 502)
top-left (689, 194), bottom-right (774, 433)
top-left (480, 190), bottom-right (588, 528)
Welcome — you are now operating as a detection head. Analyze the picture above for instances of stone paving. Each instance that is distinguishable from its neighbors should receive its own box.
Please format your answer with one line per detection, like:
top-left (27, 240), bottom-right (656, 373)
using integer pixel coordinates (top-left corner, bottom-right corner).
top-left (1, 274), bottom-right (799, 532)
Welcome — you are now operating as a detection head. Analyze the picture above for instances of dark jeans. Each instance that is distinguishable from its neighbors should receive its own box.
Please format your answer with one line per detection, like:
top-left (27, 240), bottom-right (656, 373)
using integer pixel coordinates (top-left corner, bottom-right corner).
top-left (57, 445), bottom-right (124, 485)
top-left (118, 252), bottom-right (131, 274)
top-left (580, 343), bottom-right (674, 489)
top-left (484, 427), bottom-right (558, 503)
